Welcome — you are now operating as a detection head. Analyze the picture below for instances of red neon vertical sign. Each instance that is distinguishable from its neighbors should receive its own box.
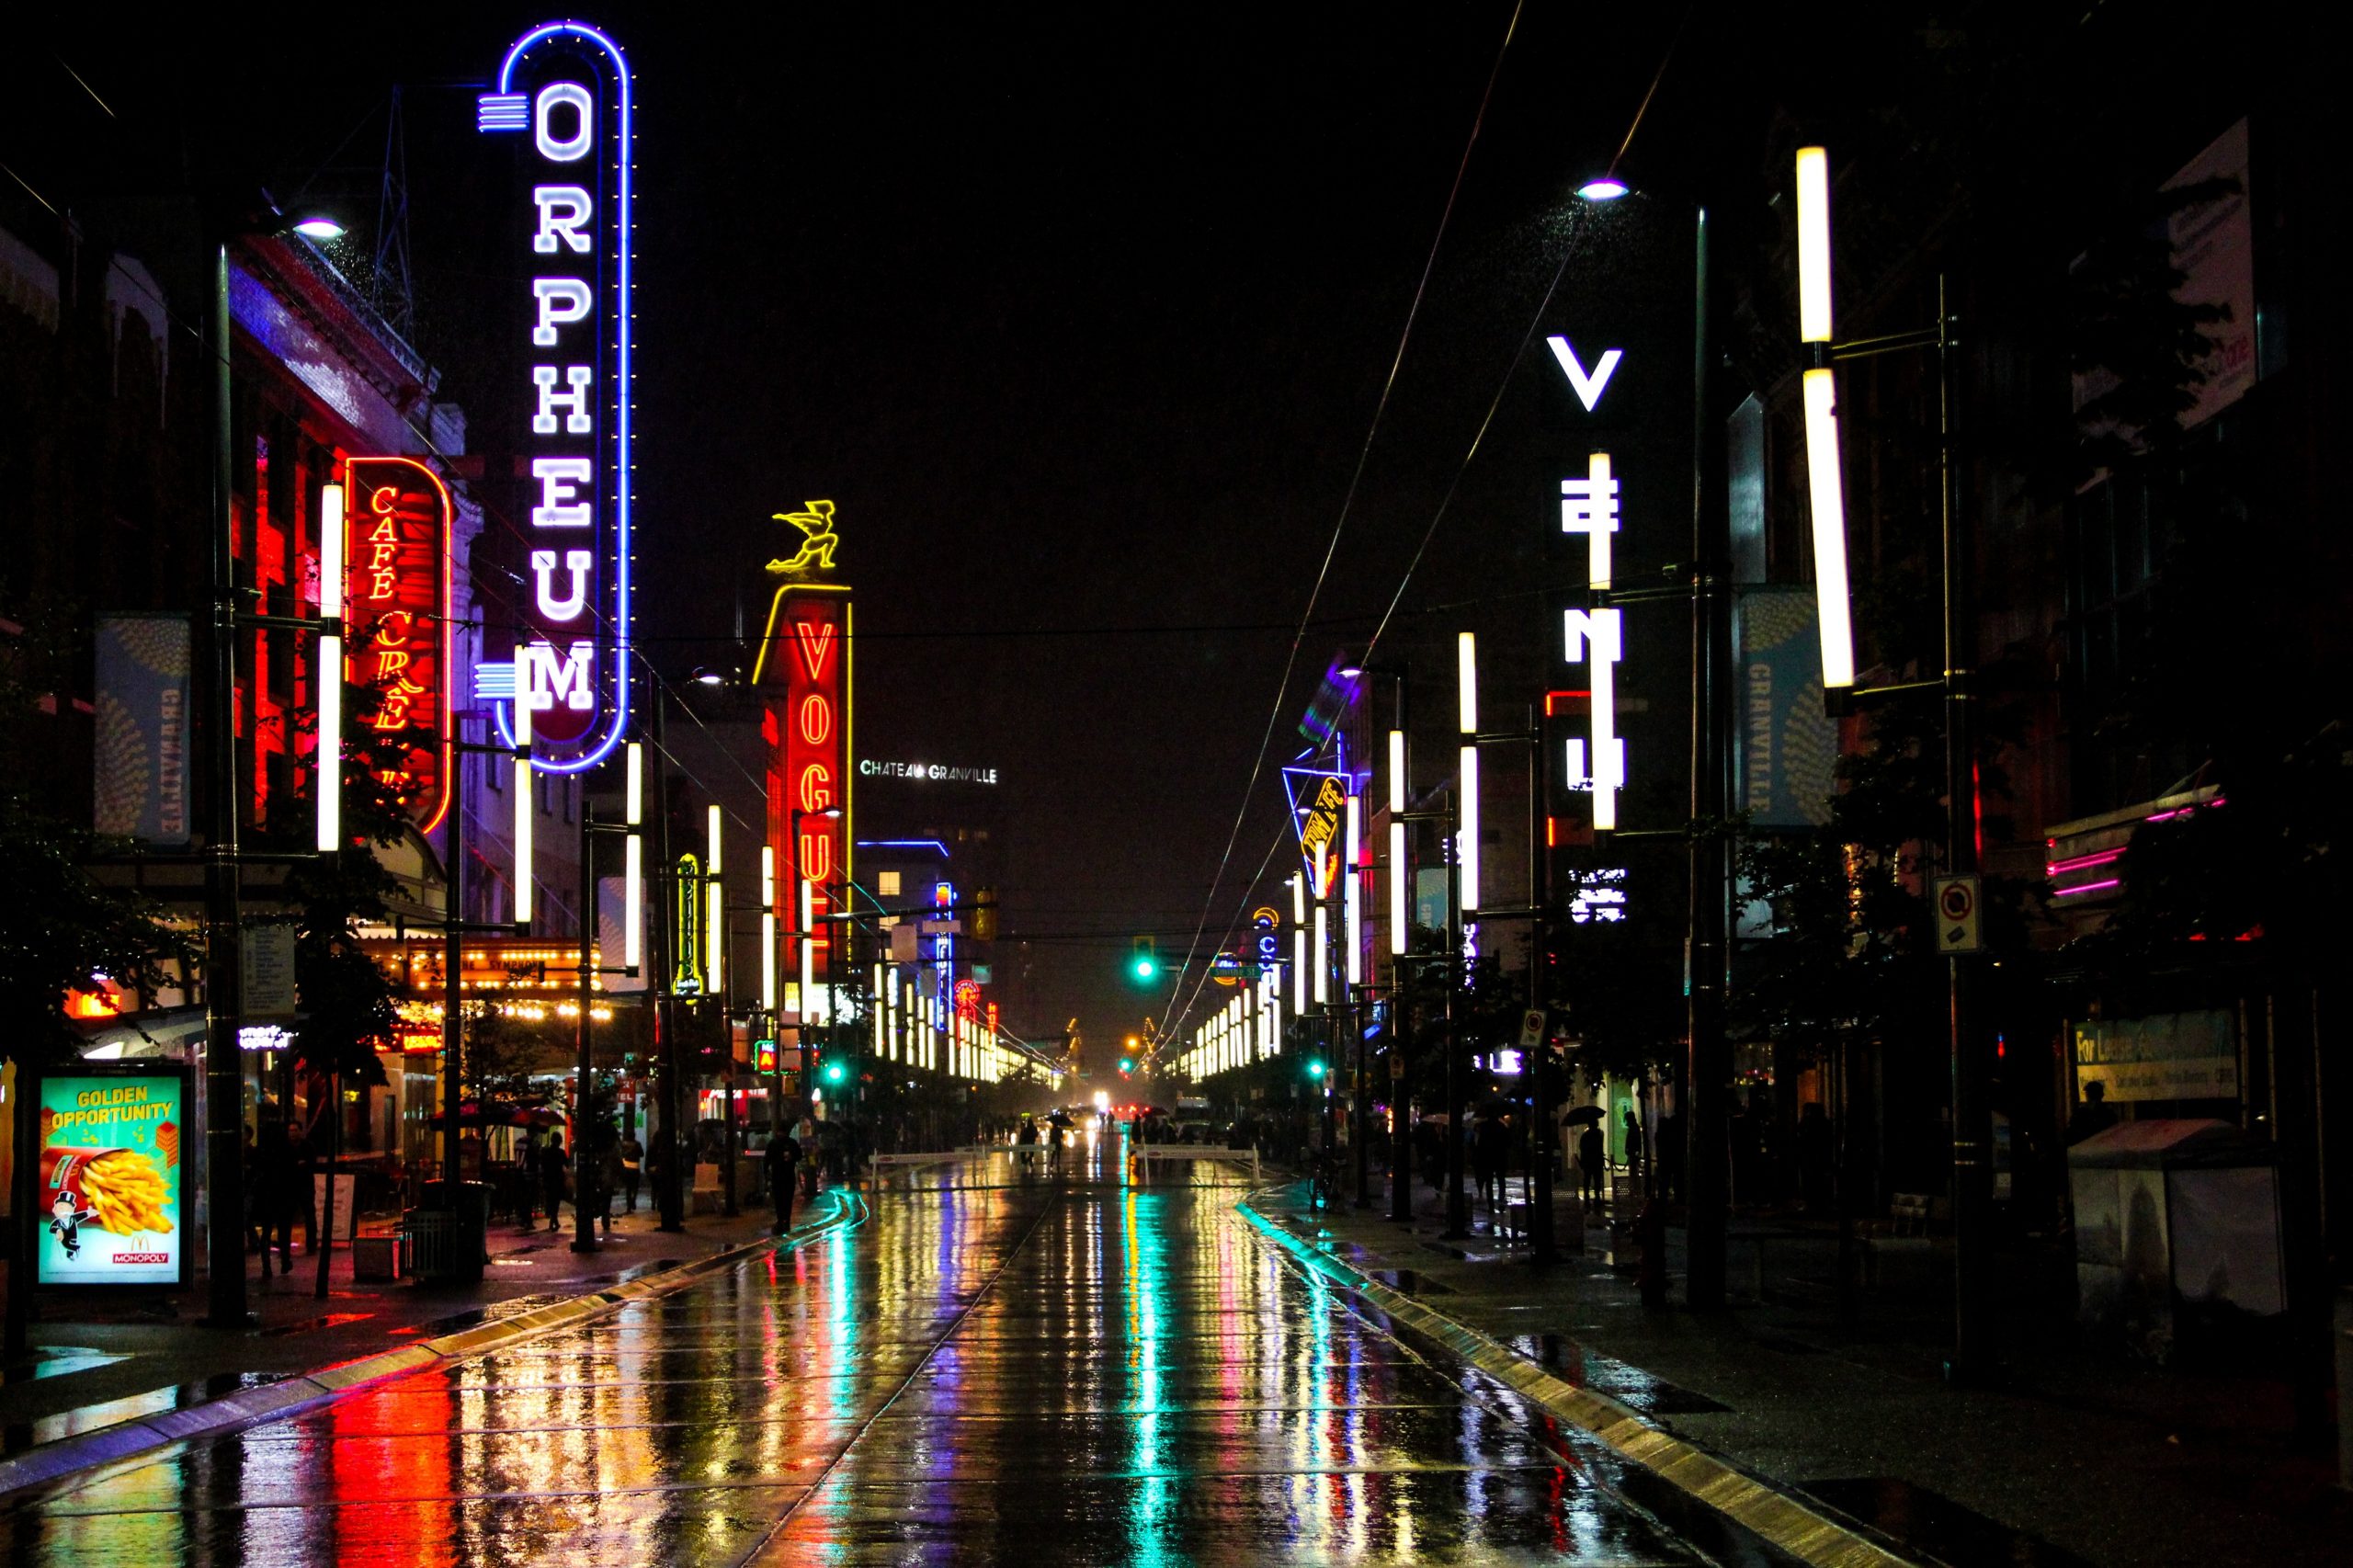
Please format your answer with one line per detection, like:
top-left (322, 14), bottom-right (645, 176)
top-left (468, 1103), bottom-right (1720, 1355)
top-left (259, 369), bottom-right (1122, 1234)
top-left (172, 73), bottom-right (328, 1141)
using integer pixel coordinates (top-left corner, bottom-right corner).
top-left (343, 457), bottom-right (452, 832)
top-left (779, 595), bottom-right (846, 985)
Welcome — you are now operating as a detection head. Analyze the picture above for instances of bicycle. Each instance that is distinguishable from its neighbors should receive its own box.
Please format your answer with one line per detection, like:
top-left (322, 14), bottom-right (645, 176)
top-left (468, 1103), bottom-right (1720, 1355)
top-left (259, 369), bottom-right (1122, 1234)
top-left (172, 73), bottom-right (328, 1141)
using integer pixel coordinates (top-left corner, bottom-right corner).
top-left (1306, 1147), bottom-right (1341, 1214)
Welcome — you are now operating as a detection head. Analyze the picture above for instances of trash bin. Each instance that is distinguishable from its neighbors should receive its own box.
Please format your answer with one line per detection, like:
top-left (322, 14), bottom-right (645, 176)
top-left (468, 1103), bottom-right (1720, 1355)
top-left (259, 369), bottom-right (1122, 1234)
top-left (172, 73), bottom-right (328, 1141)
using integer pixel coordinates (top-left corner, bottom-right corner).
top-left (424, 1179), bottom-right (491, 1284)
top-left (404, 1208), bottom-right (456, 1280)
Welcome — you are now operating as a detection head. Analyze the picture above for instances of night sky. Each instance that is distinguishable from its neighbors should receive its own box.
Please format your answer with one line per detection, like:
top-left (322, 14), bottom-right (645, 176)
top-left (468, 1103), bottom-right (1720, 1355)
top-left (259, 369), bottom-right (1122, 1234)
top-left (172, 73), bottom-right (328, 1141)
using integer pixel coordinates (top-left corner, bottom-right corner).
top-left (41, 4), bottom-right (1729, 1062)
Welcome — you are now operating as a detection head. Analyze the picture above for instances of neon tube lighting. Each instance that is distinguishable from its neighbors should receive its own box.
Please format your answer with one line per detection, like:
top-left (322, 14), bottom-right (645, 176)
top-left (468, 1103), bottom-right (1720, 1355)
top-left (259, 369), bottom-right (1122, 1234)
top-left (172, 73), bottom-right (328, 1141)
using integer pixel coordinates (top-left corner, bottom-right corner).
top-left (513, 694), bottom-right (533, 924)
top-left (624, 740), bottom-right (642, 825)
top-left (1389, 819), bottom-right (1407, 956)
top-left (1802, 368), bottom-right (1856, 690)
top-left (1459, 744), bottom-right (1481, 913)
top-left (1796, 147), bottom-right (1834, 345)
top-left (319, 483), bottom-right (345, 619)
top-left (1313, 903), bottom-right (1329, 1006)
top-left (2046, 847), bottom-right (2126, 876)
top-left (493, 21), bottom-right (634, 774)
top-left (1457, 631), bottom-right (1477, 736)
top-left (2054, 879), bottom-right (2120, 897)
top-left (623, 830), bottom-right (642, 971)
top-left (1344, 793), bottom-right (1362, 987)
top-left (315, 635), bottom-right (341, 852)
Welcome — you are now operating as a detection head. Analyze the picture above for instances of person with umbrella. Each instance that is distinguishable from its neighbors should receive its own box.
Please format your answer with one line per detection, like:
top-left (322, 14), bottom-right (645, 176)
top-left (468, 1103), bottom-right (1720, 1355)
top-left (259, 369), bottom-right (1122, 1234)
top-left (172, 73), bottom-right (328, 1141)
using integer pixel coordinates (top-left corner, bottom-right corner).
top-left (1566, 1104), bottom-right (1608, 1207)
top-left (1047, 1109), bottom-right (1074, 1176)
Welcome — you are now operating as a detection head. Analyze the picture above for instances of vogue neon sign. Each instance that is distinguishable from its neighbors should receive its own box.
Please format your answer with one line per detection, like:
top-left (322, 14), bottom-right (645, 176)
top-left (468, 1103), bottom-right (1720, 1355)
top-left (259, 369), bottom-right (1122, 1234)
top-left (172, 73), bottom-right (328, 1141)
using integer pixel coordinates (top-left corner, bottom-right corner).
top-left (480, 21), bottom-right (634, 773)
top-left (344, 458), bottom-right (453, 831)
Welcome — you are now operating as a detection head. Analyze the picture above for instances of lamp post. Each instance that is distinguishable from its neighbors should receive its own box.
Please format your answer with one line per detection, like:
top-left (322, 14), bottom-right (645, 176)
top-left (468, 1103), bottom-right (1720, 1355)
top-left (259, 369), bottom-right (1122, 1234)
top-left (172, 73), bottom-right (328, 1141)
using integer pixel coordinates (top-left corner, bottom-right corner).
top-left (1792, 147), bottom-right (1987, 1377)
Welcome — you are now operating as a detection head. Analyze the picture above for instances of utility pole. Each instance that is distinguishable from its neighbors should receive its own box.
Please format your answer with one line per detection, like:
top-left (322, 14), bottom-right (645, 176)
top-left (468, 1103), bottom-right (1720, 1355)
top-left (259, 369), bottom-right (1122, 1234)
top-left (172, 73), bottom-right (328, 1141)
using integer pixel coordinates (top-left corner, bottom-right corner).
top-left (203, 244), bottom-right (250, 1329)
top-left (1525, 701), bottom-right (1556, 1264)
top-left (1686, 206), bottom-right (1731, 1312)
top-left (1441, 787), bottom-right (1469, 1240)
top-left (1938, 275), bottom-right (1991, 1381)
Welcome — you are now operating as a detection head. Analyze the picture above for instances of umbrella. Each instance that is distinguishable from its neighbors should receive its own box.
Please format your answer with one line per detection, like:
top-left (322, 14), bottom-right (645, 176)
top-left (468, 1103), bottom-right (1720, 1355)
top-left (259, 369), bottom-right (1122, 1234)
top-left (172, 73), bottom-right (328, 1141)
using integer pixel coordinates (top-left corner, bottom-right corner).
top-left (1563, 1105), bottom-right (1608, 1127)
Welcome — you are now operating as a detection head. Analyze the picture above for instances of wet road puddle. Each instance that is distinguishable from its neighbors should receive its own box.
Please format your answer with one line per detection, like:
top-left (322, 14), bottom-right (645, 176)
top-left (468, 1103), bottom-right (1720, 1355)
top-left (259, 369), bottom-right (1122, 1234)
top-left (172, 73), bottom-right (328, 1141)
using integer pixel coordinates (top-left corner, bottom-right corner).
top-left (0, 1166), bottom-right (1729, 1565)
top-left (1802, 1476), bottom-right (2096, 1566)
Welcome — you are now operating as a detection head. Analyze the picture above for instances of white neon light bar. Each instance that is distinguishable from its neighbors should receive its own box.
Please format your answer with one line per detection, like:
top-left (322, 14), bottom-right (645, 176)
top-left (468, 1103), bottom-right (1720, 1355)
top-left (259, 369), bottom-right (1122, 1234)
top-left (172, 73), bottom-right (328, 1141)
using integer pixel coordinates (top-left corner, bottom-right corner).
top-left (624, 741), bottom-right (643, 825)
top-left (705, 806), bottom-right (722, 997)
top-left (314, 483), bottom-right (344, 854)
top-left (1802, 368), bottom-right (1857, 690)
top-left (800, 876), bottom-right (814, 1014)
top-left (1313, 902), bottom-right (1329, 1006)
top-left (1457, 631), bottom-right (1478, 736)
top-left (1293, 926), bottom-right (1307, 1014)
top-left (513, 693), bottom-right (533, 924)
top-left (1795, 147), bottom-right (1834, 345)
top-left (1563, 608), bottom-right (1624, 832)
top-left (760, 844), bottom-right (777, 1011)
top-left (624, 832), bottom-right (642, 972)
top-left (1460, 744), bottom-right (1482, 911)
top-left (1344, 793), bottom-right (1362, 986)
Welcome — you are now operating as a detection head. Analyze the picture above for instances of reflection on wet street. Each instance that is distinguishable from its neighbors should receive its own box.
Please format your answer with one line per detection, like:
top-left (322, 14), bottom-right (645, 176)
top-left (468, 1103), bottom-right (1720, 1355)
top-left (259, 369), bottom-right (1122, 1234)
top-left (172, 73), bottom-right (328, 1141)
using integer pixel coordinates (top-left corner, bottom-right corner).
top-left (1, 1135), bottom-right (1711, 1564)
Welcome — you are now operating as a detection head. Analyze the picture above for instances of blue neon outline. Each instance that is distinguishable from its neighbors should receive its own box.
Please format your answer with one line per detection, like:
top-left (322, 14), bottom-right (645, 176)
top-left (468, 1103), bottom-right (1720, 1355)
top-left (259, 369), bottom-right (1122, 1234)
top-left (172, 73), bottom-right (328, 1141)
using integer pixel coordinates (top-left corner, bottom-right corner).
top-left (490, 21), bottom-right (632, 776)
top-left (855, 840), bottom-right (951, 857)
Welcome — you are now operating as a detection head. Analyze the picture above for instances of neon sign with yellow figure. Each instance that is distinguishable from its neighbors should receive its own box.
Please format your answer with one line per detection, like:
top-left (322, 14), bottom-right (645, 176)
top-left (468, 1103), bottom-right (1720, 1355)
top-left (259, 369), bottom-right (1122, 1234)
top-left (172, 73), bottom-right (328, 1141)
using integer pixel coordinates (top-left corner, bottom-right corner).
top-left (753, 503), bottom-right (851, 1024)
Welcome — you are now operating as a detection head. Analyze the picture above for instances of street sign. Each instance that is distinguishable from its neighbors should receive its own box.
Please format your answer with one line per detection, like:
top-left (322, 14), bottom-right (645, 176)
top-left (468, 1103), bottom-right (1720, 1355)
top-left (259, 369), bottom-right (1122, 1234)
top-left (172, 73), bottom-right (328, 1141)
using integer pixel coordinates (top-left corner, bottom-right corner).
top-left (1518, 1008), bottom-right (1548, 1051)
top-left (1933, 874), bottom-right (1984, 954)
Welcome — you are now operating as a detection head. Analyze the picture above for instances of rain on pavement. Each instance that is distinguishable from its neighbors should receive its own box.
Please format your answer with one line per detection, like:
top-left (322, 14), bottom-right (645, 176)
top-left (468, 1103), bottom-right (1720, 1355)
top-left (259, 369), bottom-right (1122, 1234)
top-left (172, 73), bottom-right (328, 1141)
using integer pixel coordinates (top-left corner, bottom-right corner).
top-left (1, 1134), bottom-right (1730, 1565)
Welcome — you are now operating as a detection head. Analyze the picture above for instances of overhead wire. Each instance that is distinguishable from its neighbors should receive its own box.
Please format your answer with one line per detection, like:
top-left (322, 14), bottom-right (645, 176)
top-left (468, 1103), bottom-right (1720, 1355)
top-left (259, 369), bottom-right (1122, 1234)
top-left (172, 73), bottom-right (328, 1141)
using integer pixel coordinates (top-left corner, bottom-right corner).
top-left (1161, 0), bottom-right (1525, 1041)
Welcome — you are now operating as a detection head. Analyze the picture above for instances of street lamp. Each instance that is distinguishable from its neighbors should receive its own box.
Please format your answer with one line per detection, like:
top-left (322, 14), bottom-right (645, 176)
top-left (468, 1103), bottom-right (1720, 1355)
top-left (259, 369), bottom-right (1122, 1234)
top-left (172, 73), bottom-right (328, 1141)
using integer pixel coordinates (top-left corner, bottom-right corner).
top-left (1575, 177), bottom-right (1631, 201)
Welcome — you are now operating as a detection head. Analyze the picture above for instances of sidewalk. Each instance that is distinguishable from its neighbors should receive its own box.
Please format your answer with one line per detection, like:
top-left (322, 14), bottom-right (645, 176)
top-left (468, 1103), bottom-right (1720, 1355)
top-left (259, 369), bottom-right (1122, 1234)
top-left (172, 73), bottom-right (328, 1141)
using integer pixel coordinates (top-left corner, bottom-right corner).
top-left (1258, 1177), bottom-right (2351, 1568)
top-left (0, 1191), bottom-right (796, 1460)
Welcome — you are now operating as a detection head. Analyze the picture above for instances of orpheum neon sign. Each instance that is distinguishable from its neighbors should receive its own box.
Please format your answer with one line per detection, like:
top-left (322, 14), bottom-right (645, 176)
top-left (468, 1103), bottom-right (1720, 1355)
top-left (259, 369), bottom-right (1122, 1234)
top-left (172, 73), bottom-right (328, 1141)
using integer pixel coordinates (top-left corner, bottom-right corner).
top-left (480, 22), bottom-right (633, 773)
top-left (343, 458), bottom-right (452, 831)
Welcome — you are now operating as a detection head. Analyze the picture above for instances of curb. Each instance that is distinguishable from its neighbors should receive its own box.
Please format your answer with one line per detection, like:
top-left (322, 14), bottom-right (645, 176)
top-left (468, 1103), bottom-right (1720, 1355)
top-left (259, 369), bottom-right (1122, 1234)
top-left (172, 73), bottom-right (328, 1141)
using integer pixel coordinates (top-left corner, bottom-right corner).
top-left (1238, 1196), bottom-right (1922, 1568)
top-left (0, 1192), bottom-right (860, 1504)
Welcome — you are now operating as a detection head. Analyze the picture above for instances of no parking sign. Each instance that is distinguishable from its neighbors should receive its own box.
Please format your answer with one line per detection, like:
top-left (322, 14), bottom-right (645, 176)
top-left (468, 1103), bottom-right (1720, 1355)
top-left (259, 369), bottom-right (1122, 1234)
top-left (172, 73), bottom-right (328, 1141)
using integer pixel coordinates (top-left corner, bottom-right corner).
top-left (1933, 874), bottom-right (1983, 954)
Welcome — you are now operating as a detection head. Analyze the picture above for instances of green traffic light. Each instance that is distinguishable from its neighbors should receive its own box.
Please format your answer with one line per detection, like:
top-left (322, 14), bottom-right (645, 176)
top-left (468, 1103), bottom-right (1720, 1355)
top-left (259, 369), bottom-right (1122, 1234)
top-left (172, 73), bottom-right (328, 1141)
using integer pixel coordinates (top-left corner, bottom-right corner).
top-left (1131, 959), bottom-right (1156, 980)
top-left (1118, 1058), bottom-right (1134, 1074)
top-left (822, 1060), bottom-right (848, 1086)
top-left (1305, 1059), bottom-right (1327, 1079)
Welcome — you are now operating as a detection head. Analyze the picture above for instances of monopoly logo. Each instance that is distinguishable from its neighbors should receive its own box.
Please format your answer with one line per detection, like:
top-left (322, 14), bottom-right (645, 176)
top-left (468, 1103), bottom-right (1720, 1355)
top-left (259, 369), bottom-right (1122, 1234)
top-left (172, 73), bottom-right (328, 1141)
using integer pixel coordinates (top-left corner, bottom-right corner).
top-left (113, 1253), bottom-right (171, 1265)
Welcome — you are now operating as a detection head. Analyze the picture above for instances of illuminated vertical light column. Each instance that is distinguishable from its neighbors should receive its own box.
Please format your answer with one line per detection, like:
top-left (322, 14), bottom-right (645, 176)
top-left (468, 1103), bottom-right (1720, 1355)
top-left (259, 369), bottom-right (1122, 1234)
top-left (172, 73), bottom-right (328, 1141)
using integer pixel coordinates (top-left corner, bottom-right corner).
top-left (759, 845), bottom-right (777, 1010)
top-left (705, 804), bottom-right (723, 997)
top-left (1563, 451), bottom-right (1617, 590)
top-left (512, 684), bottom-right (534, 924)
top-left (1795, 145), bottom-right (1855, 692)
top-left (1344, 793), bottom-right (1363, 986)
top-left (1563, 609), bottom-right (1626, 832)
top-left (623, 742), bottom-right (643, 971)
top-left (799, 877), bottom-right (815, 1019)
top-left (1313, 902), bottom-right (1330, 1006)
top-left (1387, 728), bottom-right (1408, 957)
top-left (1457, 631), bottom-right (1481, 914)
top-left (315, 482), bottom-right (345, 852)
top-left (872, 963), bottom-right (884, 1053)
top-left (1290, 872), bottom-right (1308, 1014)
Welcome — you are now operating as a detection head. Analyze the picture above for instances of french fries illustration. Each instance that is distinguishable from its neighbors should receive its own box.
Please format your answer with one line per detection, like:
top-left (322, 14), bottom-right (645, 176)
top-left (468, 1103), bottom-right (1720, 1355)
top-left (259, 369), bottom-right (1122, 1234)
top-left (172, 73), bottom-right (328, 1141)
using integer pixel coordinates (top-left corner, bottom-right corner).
top-left (44, 1148), bottom-right (176, 1236)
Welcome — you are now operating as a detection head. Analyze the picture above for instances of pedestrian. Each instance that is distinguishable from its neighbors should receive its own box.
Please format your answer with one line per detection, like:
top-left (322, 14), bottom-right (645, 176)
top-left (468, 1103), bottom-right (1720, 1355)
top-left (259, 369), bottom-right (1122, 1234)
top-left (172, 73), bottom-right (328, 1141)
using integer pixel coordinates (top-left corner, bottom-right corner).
top-left (1017, 1117), bottom-right (1040, 1172)
top-left (1472, 1108), bottom-right (1507, 1220)
top-left (2066, 1080), bottom-right (2119, 1145)
top-left (537, 1132), bottom-right (570, 1232)
top-left (1620, 1105), bottom-right (1645, 1191)
top-left (597, 1131), bottom-right (625, 1235)
top-left (1796, 1102), bottom-right (1834, 1211)
top-left (796, 1114), bottom-right (822, 1198)
top-left (764, 1130), bottom-right (801, 1234)
top-left (620, 1131), bottom-right (643, 1211)
top-left (1655, 1108), bottom-right (1685, 1203)
top-left (253, 1119), bottom-right (297, 1274)
top-left (1577, 1120), bottom-right (1606, 1206)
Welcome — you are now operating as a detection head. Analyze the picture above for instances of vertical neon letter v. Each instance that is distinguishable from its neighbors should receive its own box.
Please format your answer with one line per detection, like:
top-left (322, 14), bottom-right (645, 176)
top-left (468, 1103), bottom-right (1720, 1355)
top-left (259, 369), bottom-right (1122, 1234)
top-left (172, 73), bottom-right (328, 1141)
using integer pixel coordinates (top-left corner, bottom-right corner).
top-left (1547, 336), bottom-right (1623, 412)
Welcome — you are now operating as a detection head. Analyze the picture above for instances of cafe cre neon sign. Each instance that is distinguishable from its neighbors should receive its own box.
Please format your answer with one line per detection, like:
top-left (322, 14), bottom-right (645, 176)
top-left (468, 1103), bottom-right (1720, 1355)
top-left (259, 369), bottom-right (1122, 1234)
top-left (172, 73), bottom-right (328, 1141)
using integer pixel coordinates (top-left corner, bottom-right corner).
top-left (343, 457), bottom-right (452, 831)
top-left (479, 21), bottom-right (635, 773)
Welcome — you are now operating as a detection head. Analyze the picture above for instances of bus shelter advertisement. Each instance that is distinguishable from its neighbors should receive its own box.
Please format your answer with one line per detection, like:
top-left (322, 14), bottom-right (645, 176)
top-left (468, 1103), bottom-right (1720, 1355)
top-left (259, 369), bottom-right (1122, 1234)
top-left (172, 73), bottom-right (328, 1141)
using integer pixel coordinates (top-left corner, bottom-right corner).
top-left (38, 1069), bottom-right (188, 1286)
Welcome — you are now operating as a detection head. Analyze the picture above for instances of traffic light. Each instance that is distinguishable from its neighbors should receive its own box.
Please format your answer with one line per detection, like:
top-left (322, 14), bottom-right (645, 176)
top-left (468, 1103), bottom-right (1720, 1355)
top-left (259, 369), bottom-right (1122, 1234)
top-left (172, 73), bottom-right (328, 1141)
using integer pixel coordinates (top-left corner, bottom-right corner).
top-left (1130, 936), bottom-right (1157, 983)
top-left (1117, 1058), bottom-right (1134, 1076)
top-left (821, 1058), bottom-right (849, 1087)
top-left (1304, 1058), bottom-right (1328, 1081)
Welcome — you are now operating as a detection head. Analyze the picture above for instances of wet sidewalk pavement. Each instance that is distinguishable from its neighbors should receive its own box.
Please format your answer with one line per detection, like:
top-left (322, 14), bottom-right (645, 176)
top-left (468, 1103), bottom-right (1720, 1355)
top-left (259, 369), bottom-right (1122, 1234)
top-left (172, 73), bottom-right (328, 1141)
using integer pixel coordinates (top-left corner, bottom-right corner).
top-left (1, 1194), bottom-right (792, 1461)
top-left (1260, 1178), bottom-right (2353, 1568)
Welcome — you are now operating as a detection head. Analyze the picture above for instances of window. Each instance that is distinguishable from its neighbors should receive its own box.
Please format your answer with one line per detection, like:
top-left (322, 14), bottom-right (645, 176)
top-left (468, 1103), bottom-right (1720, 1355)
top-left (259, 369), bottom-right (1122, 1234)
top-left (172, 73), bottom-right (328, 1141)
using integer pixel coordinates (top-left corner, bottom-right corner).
top-left (879, 870), bottom-right (902, 897)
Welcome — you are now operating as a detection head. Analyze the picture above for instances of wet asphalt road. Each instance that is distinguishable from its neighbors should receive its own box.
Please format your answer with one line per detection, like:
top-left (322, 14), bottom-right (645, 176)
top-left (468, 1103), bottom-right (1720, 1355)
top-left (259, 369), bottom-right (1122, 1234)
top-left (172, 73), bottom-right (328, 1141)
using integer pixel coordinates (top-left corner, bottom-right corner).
top-left (0, 1136), bottom-right (1736, 1565)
